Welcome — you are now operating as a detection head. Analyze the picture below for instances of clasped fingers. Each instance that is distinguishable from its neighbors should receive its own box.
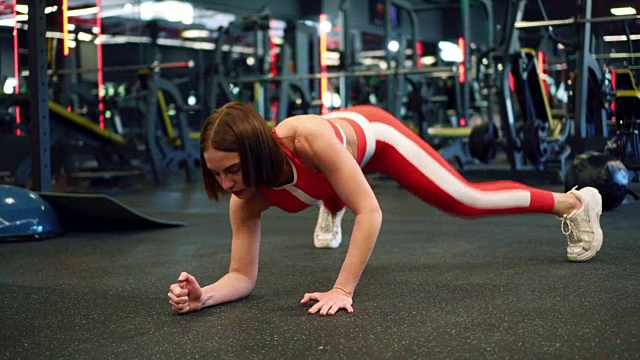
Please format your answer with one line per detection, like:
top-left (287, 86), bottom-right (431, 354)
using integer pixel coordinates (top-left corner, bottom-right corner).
top-left (168, 284), bottom-right (189, 313)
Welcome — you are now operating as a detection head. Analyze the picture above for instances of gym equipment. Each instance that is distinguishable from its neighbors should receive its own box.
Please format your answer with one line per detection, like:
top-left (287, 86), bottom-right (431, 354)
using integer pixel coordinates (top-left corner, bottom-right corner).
top-left (229, 65), bottom-right (455, 84)
top-left (0, 183), bottom-right (185, 242)
top-left (601, 68), bottom-right (640, 189)
top-left (2, 86), bottom-right (195, 189)
top-left (489, 0), bottom-right (617, 182)
top-left (425, 127), bottom-right (474, 170)
top-left (495, 0), bottom-right (622, 176)
top-left (0, 94), bottom-right (131, 185)
top-left (515, 14), bottom-right (640, 29)
top-left (614, 69), bottom-right (639, 92)
top-left (204, 9), bottom-right (274, 119)
top-left (0, 133), bottom-right (30, 184)
top-left (116, 76), bottom-right (197, 185)
top-left (0, 185), bottom-right (63, 241)
top-left (34, 60), bottom-right (195, 77)
top-left (468, 122), bottom-right (500, 164)
top-left (605, 69), bottom-right (640, 176)
top-left (14, 1), bottom-right (197, 191)
top-left (608, 90), bottom-right (640, 168)
top-left (8, 96), bottom-right (138, 187)
top-left (38, 192), bottom-right (184, 231)
top-left (522, 118), bottom-right (571, 166)
top-left (405, 76), bottom-right (450, 136)
top-left (564, 153), bottom-right (630, 211)
top-left (274, 21), bottom-right (322, 120)
top-left (511, 49), bottom-right (571, 168)
top-left (413, 0), bottom-right (495, 133)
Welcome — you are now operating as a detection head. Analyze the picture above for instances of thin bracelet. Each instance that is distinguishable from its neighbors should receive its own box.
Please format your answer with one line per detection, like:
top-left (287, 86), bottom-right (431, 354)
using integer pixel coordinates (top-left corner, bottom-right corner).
top-left (332, 286), bottom-right (353, 297)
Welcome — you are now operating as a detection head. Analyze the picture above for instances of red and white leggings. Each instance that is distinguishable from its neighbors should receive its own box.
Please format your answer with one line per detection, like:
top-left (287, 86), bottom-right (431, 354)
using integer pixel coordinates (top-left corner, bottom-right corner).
top-left (320, 105), bottom-right (555, 217)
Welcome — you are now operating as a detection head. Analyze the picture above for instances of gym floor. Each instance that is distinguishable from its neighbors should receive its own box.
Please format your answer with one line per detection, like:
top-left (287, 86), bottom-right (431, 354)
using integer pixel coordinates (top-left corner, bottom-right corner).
top-left (1, 176), bottom-right (638, 359)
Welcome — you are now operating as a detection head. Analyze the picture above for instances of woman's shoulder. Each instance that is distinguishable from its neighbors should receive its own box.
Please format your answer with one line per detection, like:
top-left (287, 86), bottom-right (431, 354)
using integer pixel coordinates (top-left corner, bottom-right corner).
top-left (231, 190), bottom-right (270, 216)
top-left (277, 114), bottom-right (330, 136)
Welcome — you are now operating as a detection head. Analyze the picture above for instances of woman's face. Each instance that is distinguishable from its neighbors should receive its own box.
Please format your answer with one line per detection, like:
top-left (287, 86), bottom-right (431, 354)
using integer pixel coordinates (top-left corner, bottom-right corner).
top-left (203, 147), bottom-right (256, 199)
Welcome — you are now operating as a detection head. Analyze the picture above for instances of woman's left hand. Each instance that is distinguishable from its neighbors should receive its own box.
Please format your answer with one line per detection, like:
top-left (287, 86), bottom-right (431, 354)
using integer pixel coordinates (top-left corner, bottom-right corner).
top-left (300, 288), bottom-right (354, 315)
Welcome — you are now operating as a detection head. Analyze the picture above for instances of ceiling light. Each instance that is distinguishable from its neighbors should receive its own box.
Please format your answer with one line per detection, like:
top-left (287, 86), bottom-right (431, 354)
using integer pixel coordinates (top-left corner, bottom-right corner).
top-left (181, 29), bottom-right (210, 39)
top-left (388, 40), bottom-right (400, 52)
top-left (15, 5), bottom-right (28, 14)
top-left (77, 32), bottom-right (93, 41)
top-left (67, 7), bottom-right (99, 17)
top-left (0, 15), bottom-right (26, 27)
top-left (420, 56), bottom-right (437, 66)
top-left (3, 78), bottom-right (16, 95)
top-left (438, 41), bottom-right (463, 63)
top-left (319, 20), bottom-right (332, 33)
top-left (610, 7), bottom-right (637, 16)
top-left (603, 34), bottom-right (640, 42)
top-left (140, 1), bottom-right (193, 25)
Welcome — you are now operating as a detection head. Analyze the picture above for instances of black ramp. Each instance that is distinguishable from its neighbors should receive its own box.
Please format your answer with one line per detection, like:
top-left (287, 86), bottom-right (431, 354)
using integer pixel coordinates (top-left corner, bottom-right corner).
top-left (37, 192), bottom-right (184, 231)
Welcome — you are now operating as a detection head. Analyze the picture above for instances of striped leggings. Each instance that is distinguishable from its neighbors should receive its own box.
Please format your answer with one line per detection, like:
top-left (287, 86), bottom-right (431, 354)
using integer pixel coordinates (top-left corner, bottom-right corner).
top-left (320, 105), bottom-right (555, 217)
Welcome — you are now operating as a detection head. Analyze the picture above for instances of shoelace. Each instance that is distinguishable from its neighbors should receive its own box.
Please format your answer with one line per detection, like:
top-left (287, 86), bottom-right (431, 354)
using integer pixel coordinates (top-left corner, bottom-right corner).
top-left (561, 216), bottom-right (579, 244)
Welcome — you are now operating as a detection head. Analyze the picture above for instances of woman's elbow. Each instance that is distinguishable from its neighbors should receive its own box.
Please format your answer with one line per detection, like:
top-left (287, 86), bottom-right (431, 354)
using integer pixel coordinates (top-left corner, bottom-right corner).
top-left (243, 272), bottom-right (258, 288)
top-left (239, 274), bottom-right (258, 294)
top-left (360, 204), bottom-right (383, 225)
top-left (229, 267), bottom-right (258, 288)
top-left (373, 206), bottom-right (383, 225)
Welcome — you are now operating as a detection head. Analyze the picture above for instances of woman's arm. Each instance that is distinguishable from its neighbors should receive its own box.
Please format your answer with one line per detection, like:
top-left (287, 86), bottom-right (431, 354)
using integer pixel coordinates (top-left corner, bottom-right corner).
top-left (297, 116), bottom-right (383, 296)
top-left (198, 192), bottom-right (269, 308)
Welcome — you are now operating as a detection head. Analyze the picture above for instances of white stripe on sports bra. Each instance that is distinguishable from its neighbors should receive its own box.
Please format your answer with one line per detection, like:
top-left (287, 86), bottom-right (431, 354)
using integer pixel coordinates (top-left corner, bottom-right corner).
top-left (269, 120), bottom-right (349, 207)
top-left (322, 111), bottom-right (376, 167)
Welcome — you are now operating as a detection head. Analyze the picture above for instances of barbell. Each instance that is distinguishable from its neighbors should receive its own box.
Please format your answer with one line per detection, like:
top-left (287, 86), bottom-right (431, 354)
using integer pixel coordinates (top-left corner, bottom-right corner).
top-left (228, 66), bottom-right (456, 84)
top-left (20, 60), bottom-right (195, 77)
top-left (515, 14), bottom-right (640, 29)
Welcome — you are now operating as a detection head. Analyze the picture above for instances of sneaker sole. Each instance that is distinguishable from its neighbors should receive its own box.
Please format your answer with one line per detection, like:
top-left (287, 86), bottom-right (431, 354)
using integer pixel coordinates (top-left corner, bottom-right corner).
top-left (314, 238), bottom-right (342, 249)
top-left (313, 206), bottom-right (345, 249)
top-left (568, 187), bottom-right (603, 262)
top-left (313, 226), bottom-right (342, 249)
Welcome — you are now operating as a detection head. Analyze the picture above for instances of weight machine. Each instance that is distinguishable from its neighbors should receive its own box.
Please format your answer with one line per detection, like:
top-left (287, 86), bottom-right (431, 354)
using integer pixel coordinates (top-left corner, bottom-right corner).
top-left (478, 0), bottom-right (611, 182)
top-left (205, 10), bottom-right (323, 122)
top-left (205, 10), bottom-right (273, 118)
top-left (606, 69), bottom-right (640, 180)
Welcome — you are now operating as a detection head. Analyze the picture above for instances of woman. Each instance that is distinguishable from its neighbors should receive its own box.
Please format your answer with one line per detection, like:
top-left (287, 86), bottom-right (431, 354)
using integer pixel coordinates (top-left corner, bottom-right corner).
top-left (168, 102), bottom-right (603, 316)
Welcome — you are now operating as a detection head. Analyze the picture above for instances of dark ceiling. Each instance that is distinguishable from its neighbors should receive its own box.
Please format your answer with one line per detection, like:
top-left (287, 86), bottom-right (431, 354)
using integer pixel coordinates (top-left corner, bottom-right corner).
top-left (520, 0), bottom-right (640, 40)
top-left (92, 0), bottom-right (640, 38)
top-left (1, 0), bottom-right (638, 42)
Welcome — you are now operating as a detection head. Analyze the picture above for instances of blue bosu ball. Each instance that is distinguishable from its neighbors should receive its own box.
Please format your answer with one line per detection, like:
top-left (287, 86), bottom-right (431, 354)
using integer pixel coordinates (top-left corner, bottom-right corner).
top-left (0, 185), bottom-right (63, 241)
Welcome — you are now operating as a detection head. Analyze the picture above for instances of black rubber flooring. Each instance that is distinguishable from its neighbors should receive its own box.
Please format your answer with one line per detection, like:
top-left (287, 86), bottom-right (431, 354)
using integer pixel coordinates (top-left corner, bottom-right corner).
top-left (1, 178), bottom-right (639, 359)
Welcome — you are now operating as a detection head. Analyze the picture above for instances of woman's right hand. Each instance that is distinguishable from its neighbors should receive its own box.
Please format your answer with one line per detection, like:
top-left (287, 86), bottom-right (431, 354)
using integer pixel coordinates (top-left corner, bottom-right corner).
top-left (168, 272), bottom-right (203, 314)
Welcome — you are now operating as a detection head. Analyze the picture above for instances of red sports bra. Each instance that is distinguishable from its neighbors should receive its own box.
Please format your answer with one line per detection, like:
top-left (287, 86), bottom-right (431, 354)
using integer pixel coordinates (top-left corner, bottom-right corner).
top-left (259, 122), bottom-right (345, 213)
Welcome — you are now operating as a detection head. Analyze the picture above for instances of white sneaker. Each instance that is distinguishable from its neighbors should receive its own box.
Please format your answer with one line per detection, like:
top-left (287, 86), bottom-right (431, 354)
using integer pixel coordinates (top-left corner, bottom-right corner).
top-left (313, 204), bottom-right (345, 249)
top-left (560, 186), bottom-right (603, 262)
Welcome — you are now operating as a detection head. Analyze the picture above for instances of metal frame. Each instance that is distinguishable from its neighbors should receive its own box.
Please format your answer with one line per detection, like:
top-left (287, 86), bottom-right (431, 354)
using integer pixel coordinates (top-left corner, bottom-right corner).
top-left (228, 67), bottom-right (455, 83)
top-left (497, 0), bottom-right (611, 169)
top-left (515, 15), bottom-right (640, 29)
top-left (573, 0), bottom-right (597, 140)
top-left (413, 0), bottom-right (496, 127)
top-left (27, 0), bottom-right (51, 192)
top-left (461, 0), bottom-right (470, 125)
top-left (497, 0), bottom-right (528, 170)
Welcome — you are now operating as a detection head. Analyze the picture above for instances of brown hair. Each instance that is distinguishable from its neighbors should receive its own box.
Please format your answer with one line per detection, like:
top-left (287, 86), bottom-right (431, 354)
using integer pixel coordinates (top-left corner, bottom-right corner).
top-left (199, 102), bottom-right (288, 200)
